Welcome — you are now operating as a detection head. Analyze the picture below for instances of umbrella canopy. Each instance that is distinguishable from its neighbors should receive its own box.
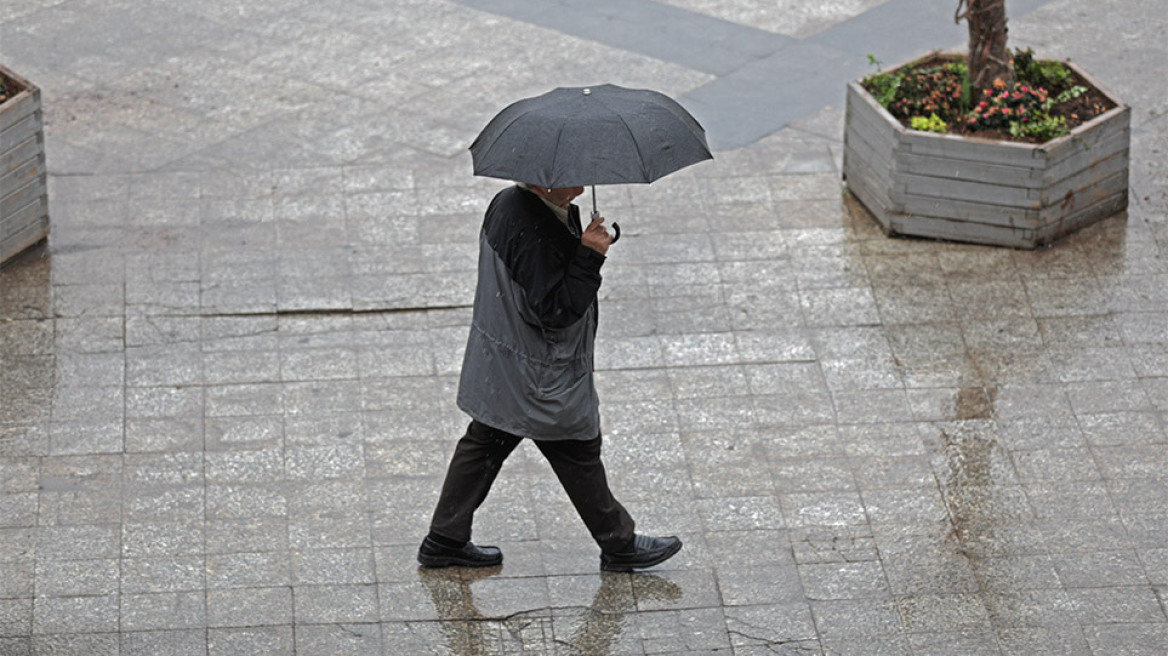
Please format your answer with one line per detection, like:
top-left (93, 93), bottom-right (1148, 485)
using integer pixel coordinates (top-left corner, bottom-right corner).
top-left (469, 84), bottom-right (712, 190)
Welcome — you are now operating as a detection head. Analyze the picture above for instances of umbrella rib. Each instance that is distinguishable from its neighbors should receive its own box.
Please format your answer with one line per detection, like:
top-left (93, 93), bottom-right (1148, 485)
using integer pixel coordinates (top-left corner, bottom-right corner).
top-left (548, 116), bottom-right (567, 189)
top-left (469, 105), bottom-right (526, 152)
top-left (612, 109), bottom-right (651, 182)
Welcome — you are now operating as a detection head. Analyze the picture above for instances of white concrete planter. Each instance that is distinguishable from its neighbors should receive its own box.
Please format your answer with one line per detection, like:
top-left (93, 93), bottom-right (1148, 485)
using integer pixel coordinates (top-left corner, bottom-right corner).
top-left (843, 57), bottom-right (1130, 249)
top-left (1, 64), bottom-right (48, 266)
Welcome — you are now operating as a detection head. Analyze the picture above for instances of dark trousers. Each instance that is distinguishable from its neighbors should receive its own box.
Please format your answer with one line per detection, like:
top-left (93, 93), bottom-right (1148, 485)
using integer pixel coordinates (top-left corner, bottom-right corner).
top-left (428, 420), bottom-right (636, 553)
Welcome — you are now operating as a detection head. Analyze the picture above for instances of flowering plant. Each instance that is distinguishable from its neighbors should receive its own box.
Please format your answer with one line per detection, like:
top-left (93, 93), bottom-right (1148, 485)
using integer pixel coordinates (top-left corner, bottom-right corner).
top-left (885, 63), bottom-right (968, 124)
top-left (965, 80), bottom-right (1048, 130)
top-left (862, 50), bottom-right (1104, 142)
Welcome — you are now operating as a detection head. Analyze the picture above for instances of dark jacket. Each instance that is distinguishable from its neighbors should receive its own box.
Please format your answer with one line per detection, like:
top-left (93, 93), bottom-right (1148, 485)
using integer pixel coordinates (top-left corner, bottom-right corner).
top-left (456, 185), bottom-right (606, 440)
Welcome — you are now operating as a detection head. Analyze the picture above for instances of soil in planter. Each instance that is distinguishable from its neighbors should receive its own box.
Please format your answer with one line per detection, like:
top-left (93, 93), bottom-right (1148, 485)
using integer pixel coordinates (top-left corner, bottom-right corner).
top-left (864, 53), bottom-right (1115, 144)
top-left (0, 70), bottom-right (24, 104)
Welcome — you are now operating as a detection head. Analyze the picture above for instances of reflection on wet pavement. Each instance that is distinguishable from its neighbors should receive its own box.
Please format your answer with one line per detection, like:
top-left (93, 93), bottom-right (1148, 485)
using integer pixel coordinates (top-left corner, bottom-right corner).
top-left (0, 244), bottom-right (53, 455)
top-left (414, 568), bottom-right (682, 654)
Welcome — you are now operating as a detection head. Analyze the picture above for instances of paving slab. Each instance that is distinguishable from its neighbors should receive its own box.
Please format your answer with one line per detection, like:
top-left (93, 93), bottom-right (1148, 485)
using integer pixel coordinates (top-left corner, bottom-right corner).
top-left (1, 0), bottom-right (1167, 653)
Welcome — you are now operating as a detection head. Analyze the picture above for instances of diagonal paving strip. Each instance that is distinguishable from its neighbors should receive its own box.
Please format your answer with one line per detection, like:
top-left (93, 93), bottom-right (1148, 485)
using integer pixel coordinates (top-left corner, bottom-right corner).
top-left (451, 0), bottom-right (795, 76)
top-left (452, 0), bottom-right (1058, 149)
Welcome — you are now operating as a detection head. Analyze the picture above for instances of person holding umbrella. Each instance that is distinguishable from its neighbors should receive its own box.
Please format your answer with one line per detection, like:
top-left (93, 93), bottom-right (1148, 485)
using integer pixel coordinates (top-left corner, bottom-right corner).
top-left (417, 85), bottom-right (711, 571)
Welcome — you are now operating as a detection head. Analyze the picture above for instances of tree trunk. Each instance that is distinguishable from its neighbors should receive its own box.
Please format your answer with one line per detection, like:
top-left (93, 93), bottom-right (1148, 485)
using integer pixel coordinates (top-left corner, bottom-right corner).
top-left (959, 0), bottom-right (1012, 99)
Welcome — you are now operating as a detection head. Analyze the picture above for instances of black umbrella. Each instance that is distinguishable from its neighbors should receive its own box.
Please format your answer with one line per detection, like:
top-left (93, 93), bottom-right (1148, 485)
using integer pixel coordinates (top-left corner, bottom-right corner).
top-left (469, 84), bottom-right (713, 241)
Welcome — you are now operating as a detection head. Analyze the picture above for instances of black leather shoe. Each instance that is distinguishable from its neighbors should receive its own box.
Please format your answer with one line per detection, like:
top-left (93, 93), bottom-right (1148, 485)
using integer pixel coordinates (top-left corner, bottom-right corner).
top-left (600, 534), bottom-right (682, 572)
top-left (417, 536), bottom-right (503, 568)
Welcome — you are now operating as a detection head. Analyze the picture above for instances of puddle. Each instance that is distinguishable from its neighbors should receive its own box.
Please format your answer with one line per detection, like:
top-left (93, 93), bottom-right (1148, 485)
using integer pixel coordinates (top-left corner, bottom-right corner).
top-left (416, 568), bottom-right (681, 654)
top-left (0, 244), bottom-right (53, 453)
top-left (953, 385), bottom-right (997, 421)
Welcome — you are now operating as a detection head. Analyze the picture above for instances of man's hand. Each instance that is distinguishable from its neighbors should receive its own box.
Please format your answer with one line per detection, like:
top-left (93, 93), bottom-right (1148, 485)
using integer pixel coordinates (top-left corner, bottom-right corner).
top-left (581, 215), bottom-right (613, 255)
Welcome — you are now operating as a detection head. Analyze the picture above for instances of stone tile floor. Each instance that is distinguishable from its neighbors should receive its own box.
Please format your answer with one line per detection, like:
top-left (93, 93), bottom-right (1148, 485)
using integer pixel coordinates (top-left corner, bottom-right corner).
top-left (1, 0), bottom-right (1167, 653)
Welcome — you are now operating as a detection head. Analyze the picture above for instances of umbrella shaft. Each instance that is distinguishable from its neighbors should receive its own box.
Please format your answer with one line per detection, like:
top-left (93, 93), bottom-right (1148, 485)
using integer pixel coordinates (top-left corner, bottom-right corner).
top-left (587, 185), bottom-right (617, 243)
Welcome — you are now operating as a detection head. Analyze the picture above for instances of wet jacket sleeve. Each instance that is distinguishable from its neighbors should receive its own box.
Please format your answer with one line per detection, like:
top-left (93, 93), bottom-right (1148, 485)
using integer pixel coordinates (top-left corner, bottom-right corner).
top-left (485, 188), bottom-right (605, 330)
top-left (519, 241), bottom-right (604, 330)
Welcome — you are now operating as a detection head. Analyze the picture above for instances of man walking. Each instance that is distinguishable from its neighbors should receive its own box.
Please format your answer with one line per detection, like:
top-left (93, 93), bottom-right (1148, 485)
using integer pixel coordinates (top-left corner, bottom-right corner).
top-left (418, 182), bottom-right (682, 572)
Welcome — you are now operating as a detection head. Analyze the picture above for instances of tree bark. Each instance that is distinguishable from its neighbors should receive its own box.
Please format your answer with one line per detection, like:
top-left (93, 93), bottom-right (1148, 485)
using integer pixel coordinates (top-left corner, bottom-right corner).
top-left (958, 0), bottom-right (1012, 99)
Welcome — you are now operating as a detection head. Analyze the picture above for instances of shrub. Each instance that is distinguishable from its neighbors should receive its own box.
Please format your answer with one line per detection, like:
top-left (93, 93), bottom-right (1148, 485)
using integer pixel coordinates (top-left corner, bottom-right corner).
top-left (886, 64), bottom-right (967, 124)
top-left (1013, 48), bottom-right (1072, 91)
top-left (911, 113), bottom-right (949, 133)
top-left (863, 53), bottom-right (1097, 143)
top-left (1009, 114), bottom-right (1067, 141)
top-left (966, 80), bottom-right (1048, 130)
top-left (864, 55), bottom-right (904, 108)
top-left (1044, 85), bottom-right (1088, 113)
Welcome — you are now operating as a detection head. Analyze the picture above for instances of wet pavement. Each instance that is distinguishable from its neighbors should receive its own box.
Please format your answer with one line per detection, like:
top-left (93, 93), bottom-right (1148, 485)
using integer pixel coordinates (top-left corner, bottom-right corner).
top-left (1, 0), bottom-right (1167, 654)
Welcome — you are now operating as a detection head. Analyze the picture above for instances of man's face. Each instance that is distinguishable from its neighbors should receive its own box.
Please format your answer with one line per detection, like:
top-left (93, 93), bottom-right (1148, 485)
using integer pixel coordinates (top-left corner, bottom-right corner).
top-left (540, 186), bottom-right (585, 208)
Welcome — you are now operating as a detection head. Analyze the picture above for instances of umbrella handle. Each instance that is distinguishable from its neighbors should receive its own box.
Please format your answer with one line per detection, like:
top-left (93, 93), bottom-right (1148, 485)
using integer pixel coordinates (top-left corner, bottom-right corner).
top-left (590, 210), bottom-right (620, 244)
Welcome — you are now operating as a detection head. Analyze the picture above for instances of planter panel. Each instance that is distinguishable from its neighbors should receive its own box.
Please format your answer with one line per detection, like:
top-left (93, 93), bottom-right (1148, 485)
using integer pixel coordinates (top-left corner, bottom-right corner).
top-left (842, 59), bottom-right (1130, 249)
top-left (1043, 150), bottom-right (1129, 210)
top-left (1042, 110), bottom-right (1131, 189)
top-left (0, 85), bottom-right (37, 133)
top-left (1038, 168), bottom-right (1128, 242)
top-left (0, 64), bottom-right (48, 266)
top-left (898, 130), bottom-right (1042, 167)
top-left (843, 90), bottom-right (897, 191)
top-left (845, 84), bottom-right (902, 151)
top-left (897, 171), bottom-right (1038, 208)
top-left (1, 198), bottom-right (48, 249)
top-left (843, 84), bottom-right (900, 231)
top-left (1043, 128), bottom-right (1129, 185)
top-left (898, 152), bottom-right (1046, 189)
top-left (890, 213), bottom-right (1035, 248)
top-left (0, 136), bottom-right (41, 175)
top-left (897, 193), bottom-right (1040, 230)
top-left (845, 129), bottom-right (896, 191)
top-left (846, 165), bottom-right (894, 230)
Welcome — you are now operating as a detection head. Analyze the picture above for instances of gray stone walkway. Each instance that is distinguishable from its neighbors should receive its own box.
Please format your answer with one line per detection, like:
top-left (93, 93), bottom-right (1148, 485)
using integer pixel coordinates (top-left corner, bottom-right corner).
top-left (455, 0), bottom-right (1062, 148)
top-left (1, 0), bottom-right (1167, 654)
